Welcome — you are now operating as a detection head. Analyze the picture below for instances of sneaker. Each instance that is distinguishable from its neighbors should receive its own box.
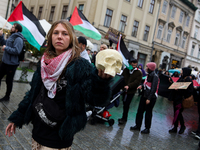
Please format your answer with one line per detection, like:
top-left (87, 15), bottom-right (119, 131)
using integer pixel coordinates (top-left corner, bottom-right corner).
top-left (141, 128), bottom-right (150, 134)
top-left (191, 131), bottom-right (197, 135)
top-left (178, 126), bottom-right (186, 134)
top-left (195, 133), bottom-right (200, 140)
top-left (130, 125), bottom-right (140, 131)
top-left (0, 95), bottom-right (10, 102)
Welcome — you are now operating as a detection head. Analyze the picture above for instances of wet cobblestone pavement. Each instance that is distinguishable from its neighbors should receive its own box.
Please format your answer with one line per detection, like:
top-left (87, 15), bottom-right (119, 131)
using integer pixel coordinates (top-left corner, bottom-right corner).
top-left (0, 81), bottom-right (199, 150)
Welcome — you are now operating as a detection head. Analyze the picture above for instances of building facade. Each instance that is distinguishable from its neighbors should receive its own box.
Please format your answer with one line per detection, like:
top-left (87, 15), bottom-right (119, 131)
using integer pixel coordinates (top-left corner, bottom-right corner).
top-left (22, 0), bottom-right (161, 67)
top-left (152, 0), bottom-right (197, 70)
top-left (185, 1), bottom-right (200, 70)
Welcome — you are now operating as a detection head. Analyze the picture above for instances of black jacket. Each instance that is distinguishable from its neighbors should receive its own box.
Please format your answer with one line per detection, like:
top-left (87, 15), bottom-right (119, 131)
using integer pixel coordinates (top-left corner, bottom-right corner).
top-left (143, 71), bottom-right (159, 101)
top-left (170, 67), bottom-right (193, 104)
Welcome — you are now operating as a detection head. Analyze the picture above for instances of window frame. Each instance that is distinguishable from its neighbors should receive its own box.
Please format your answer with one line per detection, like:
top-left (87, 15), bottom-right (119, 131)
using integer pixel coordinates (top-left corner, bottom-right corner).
top-left (174, 33), bottom-right (180, 46)
top-left (104, 8), bottom-right (113, 27)
top-left (198, 47), bottom-right (200, 58)
top-left (191, 45), bottom-right (195, 56)
top-left (119, 15), bottom-right (127, 33)
top-left (162, 0), bottom-right (168, 14)
top-left (143, 25), bottom-right (150, 41)
top-left (166, 29), bottom-right (172, 43)
top-left (38, 6), bottom-right (43, 20)
top-left (30, 7), bottom-right (34, 14)
top-left (157, 25), bottom-right (163, 39)
top-left (179, 11), bottom-right (184, 23)
top-left (79, 4), bottom-right (84, 12)
top-left (138, 0), bottom-right (144, 8)
top-left (181, 36), bottom-right (187, 48)
top-left (171, 6), bottom-right (177, 18)
top-left (61, 5), bottom-right (68, 19)
top-left (186, 16), bottom-right (190, 27)
top-left (132, 20), bottom-right (139, 37)
top-left (49, 6), bottom-right (55, 22)
top-left (195, 27), bottom-right (199, 39)
top-left (149, 0), bottom-right (155, 14)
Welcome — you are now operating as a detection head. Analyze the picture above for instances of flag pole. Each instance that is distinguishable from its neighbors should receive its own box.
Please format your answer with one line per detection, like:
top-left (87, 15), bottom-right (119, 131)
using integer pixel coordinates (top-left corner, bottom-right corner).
top-left (0, 21), bottom-right (8, 31)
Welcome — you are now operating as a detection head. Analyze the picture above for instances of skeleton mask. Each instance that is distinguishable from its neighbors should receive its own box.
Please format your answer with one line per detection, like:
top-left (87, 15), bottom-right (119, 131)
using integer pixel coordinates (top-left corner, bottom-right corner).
top-left (95, 49), bottom-right (123, 77)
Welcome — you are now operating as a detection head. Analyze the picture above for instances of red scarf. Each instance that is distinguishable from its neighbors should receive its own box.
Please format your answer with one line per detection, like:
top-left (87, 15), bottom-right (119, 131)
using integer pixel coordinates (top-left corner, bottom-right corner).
top-left (41, 49), bottom-right (72, 98)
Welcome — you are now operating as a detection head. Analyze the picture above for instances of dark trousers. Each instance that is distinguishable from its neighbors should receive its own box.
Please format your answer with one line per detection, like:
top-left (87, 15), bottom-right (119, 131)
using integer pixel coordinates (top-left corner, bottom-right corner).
top-left (135, 96), bottom-right (156, 129)
top-left (0, 62), bottom-right (18, 97)
top-left (122, 93), bottom-right (135, 120)
top-left (173, 102), bottom-right (184, 127)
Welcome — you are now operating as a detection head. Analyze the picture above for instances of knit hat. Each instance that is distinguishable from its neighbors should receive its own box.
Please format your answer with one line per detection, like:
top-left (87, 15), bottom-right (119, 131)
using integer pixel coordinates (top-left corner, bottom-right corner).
top-left (78, 36), bottom-right (87, 45)
top-left (146, 62), bottom-right (156, 71)
top-left (129, 58), bottom-right (138, 63)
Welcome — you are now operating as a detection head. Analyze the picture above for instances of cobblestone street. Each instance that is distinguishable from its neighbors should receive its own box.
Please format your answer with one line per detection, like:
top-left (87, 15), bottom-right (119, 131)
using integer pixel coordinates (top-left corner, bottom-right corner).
top-left (0, 81), bottom-right (199, 150)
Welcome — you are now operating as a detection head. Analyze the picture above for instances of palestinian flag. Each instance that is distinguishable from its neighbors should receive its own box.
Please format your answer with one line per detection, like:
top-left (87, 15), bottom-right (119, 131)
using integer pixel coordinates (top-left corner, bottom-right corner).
top-left (70, 7), bottom-right (101, 40)
top-left (117, 35), bottom-right (133, 70)
top-left (8, 1), bottom-right (46, 50)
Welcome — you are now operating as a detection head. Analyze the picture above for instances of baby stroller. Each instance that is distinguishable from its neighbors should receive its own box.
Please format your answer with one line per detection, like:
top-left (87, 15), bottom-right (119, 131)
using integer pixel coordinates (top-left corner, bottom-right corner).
top-left (86, 74), bottom-right (125, 126)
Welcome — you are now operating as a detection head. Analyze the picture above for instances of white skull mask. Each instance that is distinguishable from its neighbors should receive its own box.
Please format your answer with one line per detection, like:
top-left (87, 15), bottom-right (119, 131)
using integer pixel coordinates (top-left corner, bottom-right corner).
top-left (95, 49), bottom-right (123, 77)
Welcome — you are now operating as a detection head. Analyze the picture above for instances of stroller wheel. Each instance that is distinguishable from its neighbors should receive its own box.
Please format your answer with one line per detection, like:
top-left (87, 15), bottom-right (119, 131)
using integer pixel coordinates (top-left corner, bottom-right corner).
top-left (108, 119), bottom-right (115, 126)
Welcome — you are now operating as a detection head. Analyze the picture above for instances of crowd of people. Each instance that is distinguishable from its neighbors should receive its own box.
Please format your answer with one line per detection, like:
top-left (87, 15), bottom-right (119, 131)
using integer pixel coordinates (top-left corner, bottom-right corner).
top-left (0, 20), bottom-right (200, 149)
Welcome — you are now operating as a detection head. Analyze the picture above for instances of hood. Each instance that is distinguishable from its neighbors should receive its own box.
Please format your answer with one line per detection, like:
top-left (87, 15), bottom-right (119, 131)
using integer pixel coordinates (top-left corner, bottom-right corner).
top-left (182, 67), bottom-right (191, 78)
top-left (10, 32), bottom-right (24, 40)
top-left (139, 64), bottom-right (143, 69)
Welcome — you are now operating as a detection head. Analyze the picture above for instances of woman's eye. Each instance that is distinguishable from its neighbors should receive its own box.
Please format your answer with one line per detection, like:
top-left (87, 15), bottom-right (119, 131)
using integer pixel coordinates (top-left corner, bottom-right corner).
top-left (53, 32), bottom-right (58, 34)
top-left (63, 33), bottom-right (68, 35)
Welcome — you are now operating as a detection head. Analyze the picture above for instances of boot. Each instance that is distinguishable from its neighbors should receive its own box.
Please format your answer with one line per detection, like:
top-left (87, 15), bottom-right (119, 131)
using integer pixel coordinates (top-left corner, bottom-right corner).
top-left (178, 126), bottom-right (186, 134)
top-left (118, 118), bottom-right (127, 125)
top-left (130, 125), bottom-right (140, 131)
top-left (141, 128), bottom-right (150, 134)
top-left (169, 127), bottom-right (177, 133)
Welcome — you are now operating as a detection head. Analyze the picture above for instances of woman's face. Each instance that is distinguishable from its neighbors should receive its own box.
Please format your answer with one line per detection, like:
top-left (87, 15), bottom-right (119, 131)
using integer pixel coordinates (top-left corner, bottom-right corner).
top-left (52, 23), bottom-right (70, 55)
top-left (138, 65), bottom-right (142, 69)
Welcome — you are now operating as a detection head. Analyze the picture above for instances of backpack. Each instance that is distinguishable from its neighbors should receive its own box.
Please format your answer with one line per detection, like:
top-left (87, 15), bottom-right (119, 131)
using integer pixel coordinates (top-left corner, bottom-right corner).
top-left (12, 37), bottom-right (26, 62)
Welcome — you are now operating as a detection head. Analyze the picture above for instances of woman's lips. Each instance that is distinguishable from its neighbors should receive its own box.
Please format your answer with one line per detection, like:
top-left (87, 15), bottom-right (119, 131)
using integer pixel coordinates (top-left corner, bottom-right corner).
top-left (56, 42), bottom-right (63, 45)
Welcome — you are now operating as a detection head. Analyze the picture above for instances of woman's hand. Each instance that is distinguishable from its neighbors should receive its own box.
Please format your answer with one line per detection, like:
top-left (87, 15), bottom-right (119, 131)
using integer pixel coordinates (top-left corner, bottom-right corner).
top-left (5, 123), bottom-right (16, 137)
top-left (146, 99), bottom-right (150, 105)
top-left (137, 85), bottom-right (142, 89)
top-left (98, 69), bottom-right (112, 79)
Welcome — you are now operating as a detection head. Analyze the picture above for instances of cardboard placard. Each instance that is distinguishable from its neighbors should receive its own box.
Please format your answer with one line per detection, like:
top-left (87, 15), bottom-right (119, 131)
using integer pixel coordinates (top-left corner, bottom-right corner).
top-left (168, 82), bottom-right (192, 89)
top-left (104, 27), bottom-right (126, 44)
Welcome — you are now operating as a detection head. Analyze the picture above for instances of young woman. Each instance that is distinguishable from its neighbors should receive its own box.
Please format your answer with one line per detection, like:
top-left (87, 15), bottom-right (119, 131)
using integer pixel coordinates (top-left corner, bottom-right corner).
top-left (130, 62), bottom-right (159, 134)
top-left (5, 20), bottom-right (112, 150)
top-left (169, 67), bottom-right (193, 134)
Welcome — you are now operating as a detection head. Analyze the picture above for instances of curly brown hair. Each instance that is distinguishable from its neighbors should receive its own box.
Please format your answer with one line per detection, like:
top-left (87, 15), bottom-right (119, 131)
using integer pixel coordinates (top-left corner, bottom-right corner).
top-left (45, 20), bottom-right (81, 62)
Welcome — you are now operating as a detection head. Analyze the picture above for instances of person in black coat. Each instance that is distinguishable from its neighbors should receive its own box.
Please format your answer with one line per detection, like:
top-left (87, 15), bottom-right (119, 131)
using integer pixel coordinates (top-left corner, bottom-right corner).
top-left (130, 62), bottom-right (159, 134)
top-left (169, 67), bottom-right (193, 134)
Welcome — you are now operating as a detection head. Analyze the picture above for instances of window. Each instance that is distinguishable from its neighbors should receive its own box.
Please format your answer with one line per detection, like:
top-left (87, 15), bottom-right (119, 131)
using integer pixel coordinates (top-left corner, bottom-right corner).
top-left (174, 33), bottom-right (180, 46)
top-left (49, 6), bottom-right (55, 22)
top-left (198, 12), bottom-right (200, 22)
top-left (195, 27), bottom-right (199, 39)
top-left (149, 0), bottom-right (155, 14)
top-left (137, 53), bottom-right (146, 67)
top-left (198, 48), bottom-right (200, 58)
top-left (166, 29), bottom-right (172, 43)
top-left (186, 16), bottom-right (190, 27)
top-left (119, 15), bottom-right (127, 32)
top-left (38, 6), bottom-right (43, 19)
top-left (132, 21), bottom-right (139, 37)
top-left (191, 45), bottom-right (195, 56)
top-left (143, 25), bottom-right (150, 41)
top-left (138, 0), bottom-right (144, 8)
top-left (171, 6), bottom-right (177, 18)
top-left (181, 36), bottom-right (186, 48)
top-left (61, 5), bottom-right (68, 19)
top-left (30, 7), bottom-right (34, 14)
top-left (79, 4), bottom-right (84, 12)
top-left (104, 9), bottom-right (113, 27)
top-left (162, 0), bottom-right (168, 14)
top-left (157, 25), bottom-right (163, 39)
top-left (179, 11), bottom-right (184, 23)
